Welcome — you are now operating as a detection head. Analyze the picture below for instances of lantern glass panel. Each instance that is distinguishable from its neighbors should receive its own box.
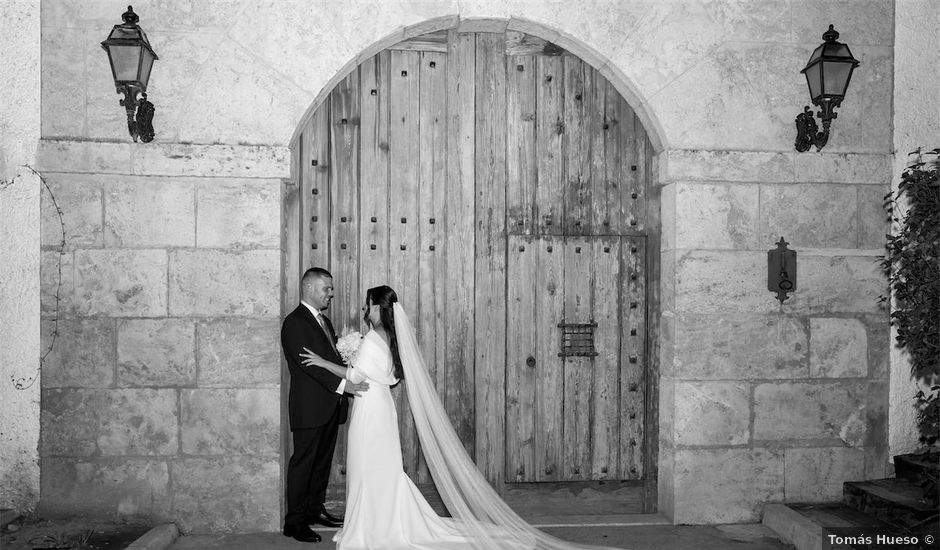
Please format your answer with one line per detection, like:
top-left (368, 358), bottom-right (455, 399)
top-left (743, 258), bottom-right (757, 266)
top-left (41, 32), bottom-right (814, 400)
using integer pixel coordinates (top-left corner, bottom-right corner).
top-left (803, 62), bottom-right (822, 100)
top-left (806, 44), bottom-right (824, 66)
top-left (822, 61), bottom-right (852, 96)
top-left (109, 44), bottom-right (143, 82)
top-left (139, 48), bottom-right (155, 89)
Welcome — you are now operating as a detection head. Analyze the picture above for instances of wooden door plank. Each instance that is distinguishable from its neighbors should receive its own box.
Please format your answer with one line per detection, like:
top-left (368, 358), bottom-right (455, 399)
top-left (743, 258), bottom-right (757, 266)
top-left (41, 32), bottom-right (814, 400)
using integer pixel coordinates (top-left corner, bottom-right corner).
top-left (444, 30), bottom-right (476, 455)
top-left (631, 111), bottom-right (648, 233)
top-left (359, 52), bottom-right (391, 296)
top-left (620, 236), bottom-right (646, 479)
top-left (535, 236), bottom-right (564, 482)
top-left (562, 237), bottom-right (594, 481)
top-left (302, 104), bottom-right (331, 271)
top-left (329, 71), bottom-right (361, 333)
top-left (506, 53), bottom-right (537, 234)
top-left (640, 132), bottom-right (658, 510)
top-left (535, 55), bottom-right (564, 235)
top-left (416, 49), bottom-right (448, 484)
top-left (588, 69), bottom-right (607, 236)
top-left (563, 57), bottom-right (591, 236)
top-left (327, 71), bottom-right (359, 491)
top-left (603, 80), bottom-right (623, 235)
top-left (389, 49), bottom-right (422, 477)
top-left (620, 100), bottom-right (640, 233)
top-left (505, 235), bottom-right (538, 482)
top-left (506, 31), bottom-right (552, 56)
top-left (390, 30), bottom-right (448, 53)
top-left (474, 31), bottom-right (507, 485)
top-left (591, 236), bottom-right (621, 480)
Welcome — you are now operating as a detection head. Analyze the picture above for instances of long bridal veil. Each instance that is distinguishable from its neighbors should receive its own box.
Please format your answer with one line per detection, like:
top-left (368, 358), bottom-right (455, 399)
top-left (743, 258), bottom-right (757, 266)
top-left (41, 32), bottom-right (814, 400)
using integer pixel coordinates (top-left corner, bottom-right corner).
top-left (393, 303), bottom-right (626, 550)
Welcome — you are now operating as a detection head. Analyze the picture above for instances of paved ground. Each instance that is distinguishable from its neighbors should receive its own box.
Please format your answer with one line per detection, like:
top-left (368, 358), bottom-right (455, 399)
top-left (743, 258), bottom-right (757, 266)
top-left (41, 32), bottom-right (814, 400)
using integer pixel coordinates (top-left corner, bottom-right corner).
top-left (169, 523), bottom-right (792, 549)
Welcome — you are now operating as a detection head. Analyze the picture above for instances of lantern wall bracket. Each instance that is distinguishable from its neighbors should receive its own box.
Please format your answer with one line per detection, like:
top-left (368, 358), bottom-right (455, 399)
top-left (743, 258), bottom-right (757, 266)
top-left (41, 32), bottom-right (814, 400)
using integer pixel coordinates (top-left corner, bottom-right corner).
top-left (795, 102), bottom-right (836, 152)
top-left (118, 85), bottom-right (155, 143)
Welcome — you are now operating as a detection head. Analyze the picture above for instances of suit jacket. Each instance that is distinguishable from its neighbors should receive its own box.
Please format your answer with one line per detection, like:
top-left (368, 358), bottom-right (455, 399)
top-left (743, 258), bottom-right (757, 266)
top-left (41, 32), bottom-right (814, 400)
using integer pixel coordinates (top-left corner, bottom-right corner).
top-left (281, 304), bottom-right (349, 430)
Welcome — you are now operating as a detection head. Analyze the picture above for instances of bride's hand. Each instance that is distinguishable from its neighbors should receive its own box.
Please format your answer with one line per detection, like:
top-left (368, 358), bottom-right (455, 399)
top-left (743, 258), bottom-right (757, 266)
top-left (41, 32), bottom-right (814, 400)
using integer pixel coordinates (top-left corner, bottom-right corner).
top-left (300, 347), bottom-right (325, 367)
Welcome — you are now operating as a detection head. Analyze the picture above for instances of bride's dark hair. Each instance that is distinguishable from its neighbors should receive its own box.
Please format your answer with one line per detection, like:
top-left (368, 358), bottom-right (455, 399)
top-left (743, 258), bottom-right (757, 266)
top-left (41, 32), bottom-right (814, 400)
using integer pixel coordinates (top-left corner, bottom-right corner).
top-left (365, 285), bottom-right (404, 380)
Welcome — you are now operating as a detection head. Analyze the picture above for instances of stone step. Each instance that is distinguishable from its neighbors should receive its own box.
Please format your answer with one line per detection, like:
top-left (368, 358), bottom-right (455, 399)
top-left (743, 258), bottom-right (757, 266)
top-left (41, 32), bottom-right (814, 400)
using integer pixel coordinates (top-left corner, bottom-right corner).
top-left (762, 502), bottom-right (896, 550)
top-left (893, 452), bottom-right (940, 485)
top-left (843, 478), bottom-right (936, 528)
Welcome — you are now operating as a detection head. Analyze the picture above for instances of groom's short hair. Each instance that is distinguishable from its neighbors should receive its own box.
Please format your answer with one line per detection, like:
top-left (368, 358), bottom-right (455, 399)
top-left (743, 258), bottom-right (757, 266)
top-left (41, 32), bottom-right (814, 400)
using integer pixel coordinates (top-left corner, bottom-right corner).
top-left (302, 267), bottom-right (332, 286)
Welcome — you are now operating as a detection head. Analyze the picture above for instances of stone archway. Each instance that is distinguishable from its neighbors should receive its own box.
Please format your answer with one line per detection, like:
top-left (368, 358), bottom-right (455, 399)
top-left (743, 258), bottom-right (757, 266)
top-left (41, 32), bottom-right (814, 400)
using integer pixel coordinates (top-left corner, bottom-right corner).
top-left (284, 17), bottom-right (666, 517)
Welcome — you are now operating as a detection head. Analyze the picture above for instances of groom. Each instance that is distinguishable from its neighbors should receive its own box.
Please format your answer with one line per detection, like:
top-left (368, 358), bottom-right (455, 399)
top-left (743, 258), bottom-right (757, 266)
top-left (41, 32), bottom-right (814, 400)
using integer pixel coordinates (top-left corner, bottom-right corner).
top-left (281, 267), bottom-right (367, 543)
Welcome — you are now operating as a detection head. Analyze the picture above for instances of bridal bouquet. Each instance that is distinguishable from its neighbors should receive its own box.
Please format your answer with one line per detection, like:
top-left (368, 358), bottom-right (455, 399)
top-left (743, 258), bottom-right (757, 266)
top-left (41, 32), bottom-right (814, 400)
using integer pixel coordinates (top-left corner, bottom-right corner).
top-left (336, 330), bottom-right (363, 365)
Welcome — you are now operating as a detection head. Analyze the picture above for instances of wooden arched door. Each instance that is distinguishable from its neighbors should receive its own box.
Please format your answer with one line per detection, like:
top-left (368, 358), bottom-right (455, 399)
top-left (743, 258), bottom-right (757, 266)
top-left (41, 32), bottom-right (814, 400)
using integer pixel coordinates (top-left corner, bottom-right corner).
top-left (286, 26), bottom-right (658, 513)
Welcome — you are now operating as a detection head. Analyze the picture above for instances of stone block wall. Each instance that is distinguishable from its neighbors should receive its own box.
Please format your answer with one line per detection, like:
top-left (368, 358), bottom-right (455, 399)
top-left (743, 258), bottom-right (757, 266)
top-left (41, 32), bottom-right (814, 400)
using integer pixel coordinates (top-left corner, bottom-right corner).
top-left (658, 150), bottom-right (891, 523)
top-left (29, 0), bottom-right (903, 530)
top-left (37, 140), bottom-right (288, 532)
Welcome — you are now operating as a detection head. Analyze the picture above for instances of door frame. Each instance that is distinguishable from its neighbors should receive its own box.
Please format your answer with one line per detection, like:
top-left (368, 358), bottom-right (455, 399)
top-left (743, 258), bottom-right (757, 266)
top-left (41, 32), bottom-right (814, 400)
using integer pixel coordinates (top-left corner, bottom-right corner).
top-left (283, 16), bottom-right (664, 517)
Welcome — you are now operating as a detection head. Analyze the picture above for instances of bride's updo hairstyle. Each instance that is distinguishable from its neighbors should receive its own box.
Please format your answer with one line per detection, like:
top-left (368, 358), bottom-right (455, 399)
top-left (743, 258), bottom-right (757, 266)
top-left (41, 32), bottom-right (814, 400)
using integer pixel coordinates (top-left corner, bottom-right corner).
top-left (365, 285), bottom-right (404, 380)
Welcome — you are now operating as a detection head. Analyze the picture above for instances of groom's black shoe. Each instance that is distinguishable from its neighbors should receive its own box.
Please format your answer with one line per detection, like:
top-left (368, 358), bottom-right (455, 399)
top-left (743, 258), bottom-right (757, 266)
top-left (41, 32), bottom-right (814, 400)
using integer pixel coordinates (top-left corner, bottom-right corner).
top-left (283, 523), bottom-right (322, 543)
top-left (309, 508), bottom-right (343, 528)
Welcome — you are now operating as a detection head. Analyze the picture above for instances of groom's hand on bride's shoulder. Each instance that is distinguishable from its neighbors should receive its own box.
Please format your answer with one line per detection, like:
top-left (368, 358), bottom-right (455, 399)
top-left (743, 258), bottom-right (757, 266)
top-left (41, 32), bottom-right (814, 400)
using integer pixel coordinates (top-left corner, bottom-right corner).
top-left (345, 381), bottom-right (369, 396)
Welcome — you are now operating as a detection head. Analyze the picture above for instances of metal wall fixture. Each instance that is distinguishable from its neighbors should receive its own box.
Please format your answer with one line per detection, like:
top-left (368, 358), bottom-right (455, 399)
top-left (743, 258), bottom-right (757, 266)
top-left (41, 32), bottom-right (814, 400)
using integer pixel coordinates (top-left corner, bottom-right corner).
top-left (794, 25), bottom-right (860, 152)
top-left (101, 5), bottom-right (159, 142)
top-left (768, 237), bottom-right (797, 303)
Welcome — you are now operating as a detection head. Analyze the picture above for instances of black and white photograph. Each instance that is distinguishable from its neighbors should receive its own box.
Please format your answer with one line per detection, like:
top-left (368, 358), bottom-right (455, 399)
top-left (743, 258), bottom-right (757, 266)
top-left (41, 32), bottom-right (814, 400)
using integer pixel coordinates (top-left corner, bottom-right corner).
top-left (1, 1), bottom-right (937, 549)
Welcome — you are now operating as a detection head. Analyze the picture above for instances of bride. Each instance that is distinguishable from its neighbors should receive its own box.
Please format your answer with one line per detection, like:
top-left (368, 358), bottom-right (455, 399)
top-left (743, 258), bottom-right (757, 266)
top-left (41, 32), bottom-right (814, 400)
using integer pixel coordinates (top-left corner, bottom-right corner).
top-left (300, 285), bottom-right (623, 550)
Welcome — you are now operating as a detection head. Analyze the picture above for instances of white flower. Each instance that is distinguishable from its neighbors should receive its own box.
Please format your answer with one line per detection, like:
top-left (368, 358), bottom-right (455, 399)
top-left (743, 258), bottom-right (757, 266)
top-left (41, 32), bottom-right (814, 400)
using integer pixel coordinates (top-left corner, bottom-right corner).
top-left (336, 331), bottom-right (363, 365)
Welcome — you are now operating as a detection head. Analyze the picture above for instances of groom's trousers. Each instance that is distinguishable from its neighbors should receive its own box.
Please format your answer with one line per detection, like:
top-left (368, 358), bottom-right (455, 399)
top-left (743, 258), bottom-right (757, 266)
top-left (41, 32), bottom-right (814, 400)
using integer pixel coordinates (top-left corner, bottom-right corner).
top-left (284, 405), bottom-right (342, 527)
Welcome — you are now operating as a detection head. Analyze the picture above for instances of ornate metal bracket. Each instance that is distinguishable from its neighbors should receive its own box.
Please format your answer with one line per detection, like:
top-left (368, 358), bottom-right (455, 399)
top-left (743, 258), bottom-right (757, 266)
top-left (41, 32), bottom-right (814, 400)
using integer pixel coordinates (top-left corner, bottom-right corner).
top-left (795, 97), bottom-right (841, 152)
top-left (767, 237), bottom-right (797, 303)
top-left (117, 84), bottom-right (155, 143)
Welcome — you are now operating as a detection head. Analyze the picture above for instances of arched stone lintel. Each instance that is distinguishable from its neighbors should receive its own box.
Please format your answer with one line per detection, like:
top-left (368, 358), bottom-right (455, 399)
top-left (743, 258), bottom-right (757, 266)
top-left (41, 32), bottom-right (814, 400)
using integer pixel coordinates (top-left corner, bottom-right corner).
top-left (288, 15), bottom-right (668, 155)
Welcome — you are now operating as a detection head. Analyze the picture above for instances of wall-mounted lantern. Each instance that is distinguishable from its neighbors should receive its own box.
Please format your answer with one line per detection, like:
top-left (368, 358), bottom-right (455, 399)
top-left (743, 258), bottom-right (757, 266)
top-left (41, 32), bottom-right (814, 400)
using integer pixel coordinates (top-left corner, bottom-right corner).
top-left (794, 25), bottom-right (860, 152)
top-left (101, 5), bottom-right (158, 142)
top-left (768, 237), bottom-right (797, 303)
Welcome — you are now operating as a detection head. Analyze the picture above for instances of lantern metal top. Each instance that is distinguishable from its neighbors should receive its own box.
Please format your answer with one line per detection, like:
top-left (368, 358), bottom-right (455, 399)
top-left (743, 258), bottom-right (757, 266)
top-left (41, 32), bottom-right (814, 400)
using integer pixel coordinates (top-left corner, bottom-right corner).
top-left (100, 6), bottom-right (159, 62)
top-left (800, 24), bottom-right (859, 80)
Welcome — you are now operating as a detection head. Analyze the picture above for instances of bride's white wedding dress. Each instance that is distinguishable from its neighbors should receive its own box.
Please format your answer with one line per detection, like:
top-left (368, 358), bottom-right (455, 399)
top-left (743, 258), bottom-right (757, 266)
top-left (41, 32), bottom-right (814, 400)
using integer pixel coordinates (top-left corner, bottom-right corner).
top-left (334, 329), bottom-right (475, 549)
top-left (334, 304), bottom-right (624, 550)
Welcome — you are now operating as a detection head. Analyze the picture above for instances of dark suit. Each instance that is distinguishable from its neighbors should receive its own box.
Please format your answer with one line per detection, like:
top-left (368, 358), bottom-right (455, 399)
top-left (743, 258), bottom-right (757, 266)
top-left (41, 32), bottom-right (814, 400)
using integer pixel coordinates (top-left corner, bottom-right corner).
top-left (281, 303), bottom-right (348, 529)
